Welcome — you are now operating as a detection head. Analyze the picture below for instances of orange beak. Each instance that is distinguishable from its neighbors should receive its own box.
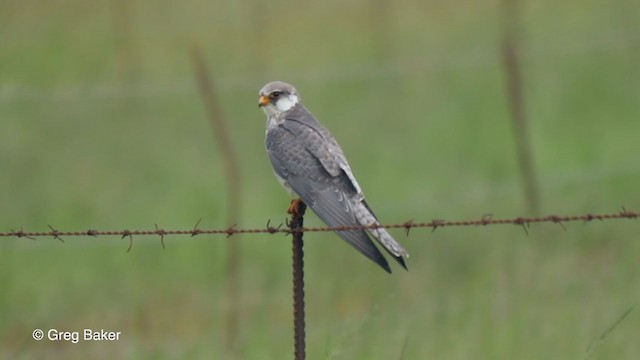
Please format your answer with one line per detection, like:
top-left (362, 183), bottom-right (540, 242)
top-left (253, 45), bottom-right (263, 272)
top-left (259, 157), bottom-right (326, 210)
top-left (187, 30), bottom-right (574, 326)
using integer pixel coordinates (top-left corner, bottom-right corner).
top-left (258, 95), bottom-right (270, 107)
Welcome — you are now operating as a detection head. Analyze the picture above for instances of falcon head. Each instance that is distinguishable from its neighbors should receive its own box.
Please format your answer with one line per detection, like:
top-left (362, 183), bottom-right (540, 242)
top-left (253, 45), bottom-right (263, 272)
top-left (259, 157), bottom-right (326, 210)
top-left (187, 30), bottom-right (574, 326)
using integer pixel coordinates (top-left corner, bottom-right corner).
top-left (258, 81), bottom-right (300, 116)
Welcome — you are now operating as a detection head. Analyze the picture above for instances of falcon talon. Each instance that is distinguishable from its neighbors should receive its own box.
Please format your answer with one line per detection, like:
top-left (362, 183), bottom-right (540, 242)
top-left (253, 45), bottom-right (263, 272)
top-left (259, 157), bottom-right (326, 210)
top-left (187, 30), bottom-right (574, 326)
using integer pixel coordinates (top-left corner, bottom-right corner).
top-left (260, 81), bottom-right (409, 273)
top-left (287, 198), bottom-right (305, 216)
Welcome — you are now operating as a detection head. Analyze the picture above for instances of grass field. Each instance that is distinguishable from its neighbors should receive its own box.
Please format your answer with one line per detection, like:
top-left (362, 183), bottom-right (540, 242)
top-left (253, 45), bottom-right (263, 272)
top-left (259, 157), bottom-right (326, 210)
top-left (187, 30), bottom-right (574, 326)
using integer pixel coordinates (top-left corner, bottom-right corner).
top-left (1, 0), bottom-right (639, 358)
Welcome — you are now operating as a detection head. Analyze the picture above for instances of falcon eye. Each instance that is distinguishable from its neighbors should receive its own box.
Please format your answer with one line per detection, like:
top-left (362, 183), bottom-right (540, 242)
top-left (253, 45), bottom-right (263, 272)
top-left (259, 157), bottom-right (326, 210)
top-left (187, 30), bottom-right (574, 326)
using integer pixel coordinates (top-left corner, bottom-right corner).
top-left (270, 91), bottom-right (282, 99)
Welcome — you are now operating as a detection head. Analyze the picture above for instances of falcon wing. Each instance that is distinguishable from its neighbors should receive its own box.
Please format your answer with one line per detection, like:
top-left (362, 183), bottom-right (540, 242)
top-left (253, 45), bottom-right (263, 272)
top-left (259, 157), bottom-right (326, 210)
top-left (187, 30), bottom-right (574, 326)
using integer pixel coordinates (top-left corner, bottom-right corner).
top-left (266, 122), bottom-right (392, 273)
top-left (284, 106), bottom-right (364, 195)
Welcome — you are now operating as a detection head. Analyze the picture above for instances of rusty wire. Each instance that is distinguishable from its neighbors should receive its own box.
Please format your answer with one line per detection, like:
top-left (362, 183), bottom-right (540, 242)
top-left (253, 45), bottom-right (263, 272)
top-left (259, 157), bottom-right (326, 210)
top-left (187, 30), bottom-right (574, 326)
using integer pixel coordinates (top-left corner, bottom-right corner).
top-left (0, 209), bottom-right (637, 243)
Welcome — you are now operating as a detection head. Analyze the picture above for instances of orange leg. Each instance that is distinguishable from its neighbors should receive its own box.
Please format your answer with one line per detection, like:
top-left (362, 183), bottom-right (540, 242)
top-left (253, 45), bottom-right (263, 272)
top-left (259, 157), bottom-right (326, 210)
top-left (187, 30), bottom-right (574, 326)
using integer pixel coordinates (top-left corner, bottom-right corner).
top-left (287, 198), bottom-right (306, 216)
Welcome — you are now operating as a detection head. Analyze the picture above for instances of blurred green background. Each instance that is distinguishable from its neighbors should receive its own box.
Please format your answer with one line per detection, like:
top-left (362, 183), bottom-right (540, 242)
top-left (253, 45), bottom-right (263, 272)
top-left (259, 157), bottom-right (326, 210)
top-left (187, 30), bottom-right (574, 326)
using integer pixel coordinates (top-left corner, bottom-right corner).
top-left (1, 0), bottom-right (639, 358)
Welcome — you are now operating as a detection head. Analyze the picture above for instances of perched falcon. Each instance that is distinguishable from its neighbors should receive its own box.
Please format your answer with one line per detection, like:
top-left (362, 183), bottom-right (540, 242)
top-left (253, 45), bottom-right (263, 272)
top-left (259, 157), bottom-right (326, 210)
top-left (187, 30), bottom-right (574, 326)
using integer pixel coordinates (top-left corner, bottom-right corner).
top-left (258, 81), bottom-right (409, 273)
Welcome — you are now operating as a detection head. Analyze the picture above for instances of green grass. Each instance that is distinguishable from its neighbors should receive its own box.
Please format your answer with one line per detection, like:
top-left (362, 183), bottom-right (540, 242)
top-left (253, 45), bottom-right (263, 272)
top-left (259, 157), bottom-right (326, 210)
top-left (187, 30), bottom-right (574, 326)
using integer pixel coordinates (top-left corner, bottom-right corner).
top-left (1, 0), bottom-right (640, 358)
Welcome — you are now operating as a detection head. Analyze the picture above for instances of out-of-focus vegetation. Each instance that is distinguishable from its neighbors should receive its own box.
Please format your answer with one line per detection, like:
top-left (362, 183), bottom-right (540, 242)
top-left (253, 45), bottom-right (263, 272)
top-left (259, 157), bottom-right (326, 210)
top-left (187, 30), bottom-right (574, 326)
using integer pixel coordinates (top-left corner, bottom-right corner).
top-left (1, 0), bottom-right (639, 358)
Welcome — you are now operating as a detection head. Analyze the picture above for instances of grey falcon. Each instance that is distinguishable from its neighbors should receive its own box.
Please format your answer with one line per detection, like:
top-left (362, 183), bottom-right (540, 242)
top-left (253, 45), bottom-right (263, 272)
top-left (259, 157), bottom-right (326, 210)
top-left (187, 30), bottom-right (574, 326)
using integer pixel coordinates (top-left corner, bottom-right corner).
top-left (258, 81), bottom-right (409, 273)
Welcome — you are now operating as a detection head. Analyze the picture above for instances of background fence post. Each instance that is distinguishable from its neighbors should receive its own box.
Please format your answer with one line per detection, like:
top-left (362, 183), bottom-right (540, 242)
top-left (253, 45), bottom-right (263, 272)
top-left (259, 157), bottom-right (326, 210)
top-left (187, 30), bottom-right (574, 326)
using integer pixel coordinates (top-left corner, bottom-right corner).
top-left (500, 0), bottom-right (541, 215)
top-left (191, 46), bottom-right (243, 357)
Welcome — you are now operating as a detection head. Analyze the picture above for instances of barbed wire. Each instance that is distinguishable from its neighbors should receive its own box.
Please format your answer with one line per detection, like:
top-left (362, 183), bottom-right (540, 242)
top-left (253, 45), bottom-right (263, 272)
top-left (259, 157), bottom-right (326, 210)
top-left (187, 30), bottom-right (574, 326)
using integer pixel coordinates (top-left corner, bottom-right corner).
top-left (1, 209), bottom-right (637, 248)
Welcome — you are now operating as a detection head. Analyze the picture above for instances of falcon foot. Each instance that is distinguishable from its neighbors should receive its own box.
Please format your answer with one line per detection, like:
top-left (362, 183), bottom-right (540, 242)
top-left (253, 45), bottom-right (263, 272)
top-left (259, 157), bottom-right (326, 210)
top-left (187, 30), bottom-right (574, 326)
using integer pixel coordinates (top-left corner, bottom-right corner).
top-left (288, 198), bottom-right (306, 216)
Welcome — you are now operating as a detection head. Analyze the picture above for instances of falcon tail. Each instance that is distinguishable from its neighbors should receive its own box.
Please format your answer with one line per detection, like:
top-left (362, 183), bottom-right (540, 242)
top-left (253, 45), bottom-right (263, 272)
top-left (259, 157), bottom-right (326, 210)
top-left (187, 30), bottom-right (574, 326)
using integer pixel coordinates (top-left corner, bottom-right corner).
top-left (358, 200), bottom-right (409, 257)
top-left (335, 229), bottom-right (392, 273)
top-left (286, 177), bottom-right (404, 273)
top-left (380, 244), bottom-right (408, 271)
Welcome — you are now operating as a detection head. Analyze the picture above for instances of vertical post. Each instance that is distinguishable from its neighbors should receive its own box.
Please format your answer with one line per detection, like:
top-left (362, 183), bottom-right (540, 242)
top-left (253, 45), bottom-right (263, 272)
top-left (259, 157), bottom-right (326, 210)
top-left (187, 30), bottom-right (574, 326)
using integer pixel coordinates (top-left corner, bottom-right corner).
top-left (191, 46), bottom-right (243, 356)
top-left (240, 0), bottom-right (269, 72)
top-left (369, 0), bottom-right (392, 62)
top-left (289, 200), bottom-right (306, 360)
top-left (109, 0), bottom-right (138, 81)
top-left (500, 0), bottom-right (541, 215)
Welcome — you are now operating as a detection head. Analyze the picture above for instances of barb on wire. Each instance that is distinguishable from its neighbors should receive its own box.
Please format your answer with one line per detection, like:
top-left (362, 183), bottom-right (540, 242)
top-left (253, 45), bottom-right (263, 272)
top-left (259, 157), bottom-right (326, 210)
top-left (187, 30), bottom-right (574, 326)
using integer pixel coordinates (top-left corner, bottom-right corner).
top-left (266, 219), bottom-right (283, 234)
top-left (620, 206), bottom-right (637, 219)
top-left (431, 219), bottom-right (445, 233)
top-left (479, 214), bottom-right (493, 226)
top-left (512, 217), bottom-right (530, 235)
top-left (191, 218), bottom-right (203, 237)
top-left (122, 230), bottom-right (134, 252)
top-left (47, 224), bottom-right (65, 243)
top-left (0, 210), bottom-right (638, 241)
top-left (155, 224), bottom-right (166, 249)
top-left (546, 215), bottom-right (567, 231)
top-left (225, 224), bottom-right (238, 238)
top-left (403, 220), bottom-right (415, 236)
top-left (10, 227), bottom-right (36, 241)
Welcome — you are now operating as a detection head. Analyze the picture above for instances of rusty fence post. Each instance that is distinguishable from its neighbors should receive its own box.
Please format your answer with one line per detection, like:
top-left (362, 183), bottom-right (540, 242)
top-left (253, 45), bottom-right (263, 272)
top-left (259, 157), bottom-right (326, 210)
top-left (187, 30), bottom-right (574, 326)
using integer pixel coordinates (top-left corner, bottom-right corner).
top-left (288, 200), bottom-right (307, 360)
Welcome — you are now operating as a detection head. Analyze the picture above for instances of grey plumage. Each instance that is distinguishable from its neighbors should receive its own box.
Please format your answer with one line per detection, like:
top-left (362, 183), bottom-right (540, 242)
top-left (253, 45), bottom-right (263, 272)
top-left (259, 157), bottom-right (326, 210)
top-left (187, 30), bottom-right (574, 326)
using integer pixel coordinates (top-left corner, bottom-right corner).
top-left (259, 81), bottom-right (408, 273)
